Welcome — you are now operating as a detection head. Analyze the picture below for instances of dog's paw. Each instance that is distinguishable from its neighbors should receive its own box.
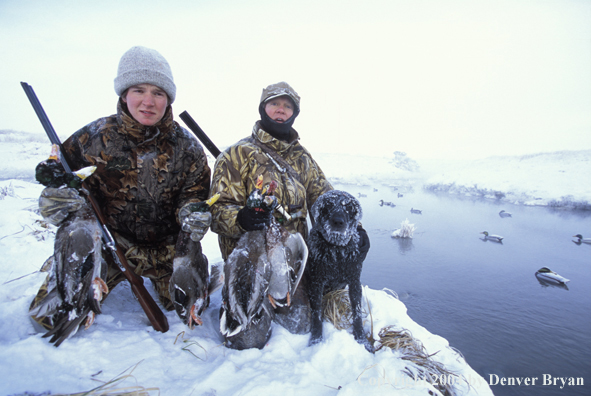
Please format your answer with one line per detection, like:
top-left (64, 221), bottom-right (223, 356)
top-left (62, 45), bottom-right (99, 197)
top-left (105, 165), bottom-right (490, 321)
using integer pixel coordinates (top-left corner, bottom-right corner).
top-left (308, 335), bottom-right (323, 347)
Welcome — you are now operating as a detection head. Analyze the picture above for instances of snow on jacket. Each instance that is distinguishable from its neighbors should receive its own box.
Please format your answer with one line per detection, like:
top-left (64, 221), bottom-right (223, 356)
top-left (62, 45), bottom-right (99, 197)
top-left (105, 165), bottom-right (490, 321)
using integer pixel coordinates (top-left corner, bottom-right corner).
top-left (209, 122), bottom-right (332, 259)
top-left (61, 100), bottom-right (210, 244)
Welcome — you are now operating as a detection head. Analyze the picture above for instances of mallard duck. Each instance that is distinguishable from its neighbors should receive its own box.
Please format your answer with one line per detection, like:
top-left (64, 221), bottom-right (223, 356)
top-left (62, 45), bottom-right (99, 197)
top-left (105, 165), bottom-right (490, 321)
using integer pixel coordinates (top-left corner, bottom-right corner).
top-left (410, 208), bottom-right (422, 214)
top-left (391, 218), bottom-right (416, 238)
top-left (499, 210), bottom-right (512, 218)
top-left (573, 234), bottom-right (591, 244)
top-left (480, 231), bottom-right (503, 242)
top-left (220, 178), bottom-right (308, 338)
top-left (535, 267), bottom-right (570, 284)
top-left (170, 194), bottom-right (223, 328)
top-left (36, 205), bottom-right (109, 347)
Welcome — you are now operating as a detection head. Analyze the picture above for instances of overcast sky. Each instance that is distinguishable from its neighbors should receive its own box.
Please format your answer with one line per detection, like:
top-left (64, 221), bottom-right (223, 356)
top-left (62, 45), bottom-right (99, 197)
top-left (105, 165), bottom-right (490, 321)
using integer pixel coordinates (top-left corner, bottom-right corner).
top-left (1, 0), bottom-right (589, 160)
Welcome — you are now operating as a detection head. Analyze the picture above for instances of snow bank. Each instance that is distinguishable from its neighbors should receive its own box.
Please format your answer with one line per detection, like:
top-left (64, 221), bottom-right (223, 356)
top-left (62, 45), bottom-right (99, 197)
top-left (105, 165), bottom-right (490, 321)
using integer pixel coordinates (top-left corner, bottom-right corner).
top-left (0, 180), bottom-right (492, 395)
top-left (0, 133), bottom-right (495, 396)
top-left (422, 150), bottom-right (591, 209)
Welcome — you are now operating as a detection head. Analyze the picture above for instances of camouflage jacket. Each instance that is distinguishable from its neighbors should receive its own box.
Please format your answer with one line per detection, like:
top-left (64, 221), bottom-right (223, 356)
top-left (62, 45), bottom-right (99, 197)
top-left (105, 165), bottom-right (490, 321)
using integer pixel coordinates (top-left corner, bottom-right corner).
top-left (210, 122), bottom-right (332, 259)
top-left (61, 100), bottom-right (210, 244)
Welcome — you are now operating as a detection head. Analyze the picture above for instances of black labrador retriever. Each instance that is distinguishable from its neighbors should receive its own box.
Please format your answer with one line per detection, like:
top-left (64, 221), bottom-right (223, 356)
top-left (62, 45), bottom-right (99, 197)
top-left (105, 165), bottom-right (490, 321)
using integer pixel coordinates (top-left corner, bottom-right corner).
top-left (306, 190), bottom-right (373, 352)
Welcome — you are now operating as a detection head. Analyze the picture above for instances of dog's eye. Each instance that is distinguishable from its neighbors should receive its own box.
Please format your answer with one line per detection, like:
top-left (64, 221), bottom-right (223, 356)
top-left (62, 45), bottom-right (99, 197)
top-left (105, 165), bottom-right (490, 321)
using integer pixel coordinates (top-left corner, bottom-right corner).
top-left (319, 204), bottom-right (332, 217)
top-left (339, 200), bottom-right (356, 214)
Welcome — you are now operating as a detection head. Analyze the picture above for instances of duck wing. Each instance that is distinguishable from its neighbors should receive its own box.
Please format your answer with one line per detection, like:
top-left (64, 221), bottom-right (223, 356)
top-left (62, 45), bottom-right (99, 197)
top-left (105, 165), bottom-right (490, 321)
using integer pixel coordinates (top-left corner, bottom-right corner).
top-left (266, 225), bottom-right (308, 307)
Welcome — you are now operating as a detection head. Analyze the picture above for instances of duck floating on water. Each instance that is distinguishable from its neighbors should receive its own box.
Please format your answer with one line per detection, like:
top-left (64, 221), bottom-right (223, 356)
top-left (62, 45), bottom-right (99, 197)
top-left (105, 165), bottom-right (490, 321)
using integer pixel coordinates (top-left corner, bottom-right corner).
top-left (499, 210), bottom-right (512, 218)
top-left (480, 231), bottom-right (503, 242)
top-left (410, 208), bottom-right (422, 214)
top-left (379, 200), bottom-right (396, 207)
top-left (572, 234), bottom-right (591, 245)
top-left (535, 267), bottom-right (570, 284)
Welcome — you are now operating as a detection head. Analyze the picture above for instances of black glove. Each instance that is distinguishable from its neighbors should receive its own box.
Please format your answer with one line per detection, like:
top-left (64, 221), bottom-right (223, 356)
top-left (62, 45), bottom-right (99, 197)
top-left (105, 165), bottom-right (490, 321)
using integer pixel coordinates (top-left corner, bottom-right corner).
top-left (357, 225), bottom-right (370, 259)
top-left (237, 206), bottom-right (273, 231)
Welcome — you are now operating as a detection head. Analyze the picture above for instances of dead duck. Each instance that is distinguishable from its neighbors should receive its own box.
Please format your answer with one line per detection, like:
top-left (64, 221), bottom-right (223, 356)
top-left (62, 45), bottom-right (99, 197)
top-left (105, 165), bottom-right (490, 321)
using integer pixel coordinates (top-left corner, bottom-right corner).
top-left (480, 231), bottom-right (503, 242)
top-left (170, 194), bottom-right (224, 329)
top-left (220, 178), bottom-right (308, 338)
top-left (31, 146), bottom-right (105, 347)
top-left (499, 210), bottom-right (512, 218)
top-left (35, 204), bottom-right (109, 347)
top-left (410, 208), bottom-right (422, 214)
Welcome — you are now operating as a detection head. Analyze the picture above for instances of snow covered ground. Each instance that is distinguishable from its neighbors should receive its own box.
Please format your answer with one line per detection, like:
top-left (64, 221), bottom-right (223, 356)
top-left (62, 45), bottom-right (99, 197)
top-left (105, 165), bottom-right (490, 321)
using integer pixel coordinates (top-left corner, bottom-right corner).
top-left (2, 129), bottom-right (588, 396)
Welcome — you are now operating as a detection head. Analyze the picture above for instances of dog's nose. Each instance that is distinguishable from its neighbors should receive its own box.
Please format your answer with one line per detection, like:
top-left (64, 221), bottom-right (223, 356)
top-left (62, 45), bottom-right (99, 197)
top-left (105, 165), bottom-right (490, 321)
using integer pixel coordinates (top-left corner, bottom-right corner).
top-left (330, 214), bottom-right (345, 229)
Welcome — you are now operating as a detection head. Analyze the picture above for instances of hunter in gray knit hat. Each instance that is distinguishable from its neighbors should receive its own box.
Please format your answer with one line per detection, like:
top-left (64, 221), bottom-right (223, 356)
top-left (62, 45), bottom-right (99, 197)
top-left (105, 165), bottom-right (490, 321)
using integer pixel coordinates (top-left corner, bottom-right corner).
top-left (114, 46), bottom-right (177, 104)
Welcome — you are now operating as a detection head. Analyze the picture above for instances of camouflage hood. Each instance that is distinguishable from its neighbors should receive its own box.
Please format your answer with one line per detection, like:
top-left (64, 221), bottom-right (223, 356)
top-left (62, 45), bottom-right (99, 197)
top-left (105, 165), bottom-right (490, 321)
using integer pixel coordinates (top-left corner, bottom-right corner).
top-left (258, 82), bottom-right (301, 142)
top-left (260, 81), bottom-right (301, 113)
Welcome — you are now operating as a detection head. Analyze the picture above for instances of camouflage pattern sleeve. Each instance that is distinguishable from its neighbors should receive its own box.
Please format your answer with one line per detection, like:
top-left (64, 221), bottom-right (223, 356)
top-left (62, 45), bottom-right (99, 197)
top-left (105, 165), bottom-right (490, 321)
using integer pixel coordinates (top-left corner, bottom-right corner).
top-left (209, 143), bottom-right (250, 239)
top-left (174, 125), bottom-right (211, 220)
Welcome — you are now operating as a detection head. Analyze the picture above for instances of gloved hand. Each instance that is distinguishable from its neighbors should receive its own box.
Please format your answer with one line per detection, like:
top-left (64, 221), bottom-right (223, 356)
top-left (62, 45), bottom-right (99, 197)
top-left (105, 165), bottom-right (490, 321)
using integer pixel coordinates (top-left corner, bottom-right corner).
top-left (357, 224), bottom-right (370, 259)
top-left (178, 202), bottom-right (212, 242)
top-left (39, 187), bottom-right (86, 226)
top-left (237, 206), bottom-right (274, 231)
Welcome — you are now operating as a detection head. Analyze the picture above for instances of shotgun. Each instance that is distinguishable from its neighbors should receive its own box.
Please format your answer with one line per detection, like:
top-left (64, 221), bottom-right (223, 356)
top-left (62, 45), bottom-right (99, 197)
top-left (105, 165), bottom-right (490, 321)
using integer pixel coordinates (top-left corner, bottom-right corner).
top-left (21, 82), bottom-right (169, 333)
top-left (179, 111), bottom-right (222, 158)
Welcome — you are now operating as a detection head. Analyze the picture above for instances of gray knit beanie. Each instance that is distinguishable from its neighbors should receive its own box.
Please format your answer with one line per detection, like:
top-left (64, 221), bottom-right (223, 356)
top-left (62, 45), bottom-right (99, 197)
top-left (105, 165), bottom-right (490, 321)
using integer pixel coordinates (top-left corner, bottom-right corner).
top-left (114, 46), bottom-right (176, 103)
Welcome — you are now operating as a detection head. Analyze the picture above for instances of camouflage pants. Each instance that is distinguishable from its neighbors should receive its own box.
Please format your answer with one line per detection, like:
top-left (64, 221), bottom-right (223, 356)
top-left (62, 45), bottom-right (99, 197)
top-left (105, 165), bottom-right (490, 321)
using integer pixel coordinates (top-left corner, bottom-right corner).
top-left (29, 231), bottom-right (176, 331)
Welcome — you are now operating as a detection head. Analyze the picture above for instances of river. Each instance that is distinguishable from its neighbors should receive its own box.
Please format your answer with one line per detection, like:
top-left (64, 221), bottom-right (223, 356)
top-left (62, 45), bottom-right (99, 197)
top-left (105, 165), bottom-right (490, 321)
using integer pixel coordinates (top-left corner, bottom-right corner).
top-left (335, 183), bottom-right (591, 396)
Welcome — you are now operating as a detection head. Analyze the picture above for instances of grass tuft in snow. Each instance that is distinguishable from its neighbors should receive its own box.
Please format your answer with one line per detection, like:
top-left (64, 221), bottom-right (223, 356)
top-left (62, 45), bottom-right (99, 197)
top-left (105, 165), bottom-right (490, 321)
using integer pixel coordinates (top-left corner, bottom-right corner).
top-left (50, 361), bottom-right (159, 396)
top-left (376, 326), bottom-right (465, 396)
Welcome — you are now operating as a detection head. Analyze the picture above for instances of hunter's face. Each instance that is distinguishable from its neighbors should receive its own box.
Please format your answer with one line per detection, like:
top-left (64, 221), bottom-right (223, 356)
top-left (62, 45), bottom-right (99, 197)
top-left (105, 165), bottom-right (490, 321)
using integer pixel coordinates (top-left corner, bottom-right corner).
top-left (264, 96), bottom-right (294, 123)
top-left (123, 84), bottom-right (168, 126)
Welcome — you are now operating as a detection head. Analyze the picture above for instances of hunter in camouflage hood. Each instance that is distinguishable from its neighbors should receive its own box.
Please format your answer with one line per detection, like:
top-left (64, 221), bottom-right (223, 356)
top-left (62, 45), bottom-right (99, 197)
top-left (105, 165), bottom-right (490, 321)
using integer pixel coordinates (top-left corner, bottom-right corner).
top-left (210, 81), bottom-right (331, 258)
top-left (209, 82), bottom-right (333, 349)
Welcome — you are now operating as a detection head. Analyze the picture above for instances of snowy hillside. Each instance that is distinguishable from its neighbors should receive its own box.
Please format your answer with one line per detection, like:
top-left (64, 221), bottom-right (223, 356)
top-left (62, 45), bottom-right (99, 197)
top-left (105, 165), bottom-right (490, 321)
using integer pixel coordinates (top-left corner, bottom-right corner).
top-left (422, 151), bottom-right (591, 209)
top-left (313, 149), bottom-right (591, 210)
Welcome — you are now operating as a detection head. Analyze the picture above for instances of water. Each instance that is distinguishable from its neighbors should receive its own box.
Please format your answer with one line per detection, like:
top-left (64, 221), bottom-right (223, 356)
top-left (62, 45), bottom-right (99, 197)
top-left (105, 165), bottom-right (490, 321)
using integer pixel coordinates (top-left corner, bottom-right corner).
top-left (335, 183), bottom-right (591, 396)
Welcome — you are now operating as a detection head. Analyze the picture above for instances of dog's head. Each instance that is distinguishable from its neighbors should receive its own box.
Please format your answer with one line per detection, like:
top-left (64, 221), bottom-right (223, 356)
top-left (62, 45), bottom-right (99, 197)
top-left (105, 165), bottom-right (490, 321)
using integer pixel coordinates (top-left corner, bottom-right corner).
top-left (310, 190), bottom-right (362, 246)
